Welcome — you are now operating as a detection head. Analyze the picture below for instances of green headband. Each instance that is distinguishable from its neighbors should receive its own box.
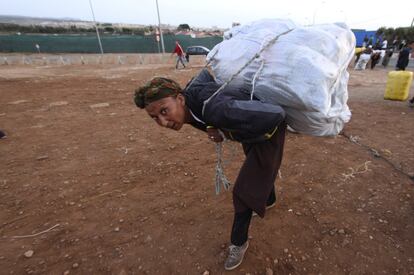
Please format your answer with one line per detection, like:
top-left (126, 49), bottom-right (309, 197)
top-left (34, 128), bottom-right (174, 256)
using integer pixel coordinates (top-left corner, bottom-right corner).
top-left (134, 77), bottom-right (182, 108)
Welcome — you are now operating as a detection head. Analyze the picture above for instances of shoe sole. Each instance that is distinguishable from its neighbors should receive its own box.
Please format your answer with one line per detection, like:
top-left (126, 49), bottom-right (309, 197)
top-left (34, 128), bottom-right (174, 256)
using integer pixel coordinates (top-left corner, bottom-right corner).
top-left (224, 242), bottom-right (249, 271)
top-left (252, 203), bottom-right (276, 217)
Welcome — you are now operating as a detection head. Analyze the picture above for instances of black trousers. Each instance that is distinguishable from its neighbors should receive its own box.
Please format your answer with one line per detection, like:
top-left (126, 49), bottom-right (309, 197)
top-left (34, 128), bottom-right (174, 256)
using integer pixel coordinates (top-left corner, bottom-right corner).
top-left (231, 187), bottom-right (276, 246)
top-left (230, 123), bottom-right (286, 246)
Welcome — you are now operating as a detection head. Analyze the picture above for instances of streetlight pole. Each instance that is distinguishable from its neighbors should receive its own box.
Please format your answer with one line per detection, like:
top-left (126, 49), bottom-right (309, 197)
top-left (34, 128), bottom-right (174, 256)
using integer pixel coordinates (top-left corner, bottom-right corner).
top-left (155, 0), bottom-right (165, 53)
top-left (88, 0), bottom-right (104, 54)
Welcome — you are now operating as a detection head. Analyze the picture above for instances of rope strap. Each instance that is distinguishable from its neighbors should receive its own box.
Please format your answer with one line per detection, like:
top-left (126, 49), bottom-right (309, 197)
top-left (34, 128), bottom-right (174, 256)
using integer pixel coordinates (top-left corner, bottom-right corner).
top-left (210, 29), bottom-right (294, 194)
top-left (202, 28), bottom-right (294, 116)
top-left (188, 29), bottom-right (294, 194)
top-left (215, 142), bottom-right (231, 194)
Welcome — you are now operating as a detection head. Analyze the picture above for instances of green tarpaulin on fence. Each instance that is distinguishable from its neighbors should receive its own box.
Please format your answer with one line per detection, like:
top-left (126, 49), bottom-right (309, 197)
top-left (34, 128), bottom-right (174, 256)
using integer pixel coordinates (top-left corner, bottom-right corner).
top-left (0, 34), bottom-right (223, 53)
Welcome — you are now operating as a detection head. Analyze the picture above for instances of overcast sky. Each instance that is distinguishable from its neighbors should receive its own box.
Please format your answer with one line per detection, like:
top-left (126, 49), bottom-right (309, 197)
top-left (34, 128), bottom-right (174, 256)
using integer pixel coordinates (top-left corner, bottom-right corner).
top-left (1, 0), bottom-right (413, 30)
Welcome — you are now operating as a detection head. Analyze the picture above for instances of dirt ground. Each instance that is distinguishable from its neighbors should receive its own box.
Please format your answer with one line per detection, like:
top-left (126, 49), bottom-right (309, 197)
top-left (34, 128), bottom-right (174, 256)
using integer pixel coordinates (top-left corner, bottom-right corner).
top-left (0, 61), bottom-right (413, 275)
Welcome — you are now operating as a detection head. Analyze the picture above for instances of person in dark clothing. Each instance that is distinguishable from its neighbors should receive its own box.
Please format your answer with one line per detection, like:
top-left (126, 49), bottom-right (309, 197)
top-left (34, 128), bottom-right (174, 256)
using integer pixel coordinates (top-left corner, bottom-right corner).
top-left (398, 40), bottom-right (414, 107)
top-left (396, 40), bottom-right (414, 71)
top-left (382, 48), bottom-right (393, 67)
top-left (134, 69), bottom-right (286, 270)
top-left (409, 97), bottom-right (414, 108)
top-left (392, 39), bottom-right (399, 51)
top-left (370, 51), bottom-right (381, 69)
top-left (368, 35), bottom-right (374, 46)
top-left (363, 35), bottom-right (369, 47)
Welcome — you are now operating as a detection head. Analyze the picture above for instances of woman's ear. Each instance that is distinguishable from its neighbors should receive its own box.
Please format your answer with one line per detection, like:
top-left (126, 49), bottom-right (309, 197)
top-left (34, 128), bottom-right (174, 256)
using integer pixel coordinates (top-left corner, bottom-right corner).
top-left (177, 93), bottom-right (186, 106)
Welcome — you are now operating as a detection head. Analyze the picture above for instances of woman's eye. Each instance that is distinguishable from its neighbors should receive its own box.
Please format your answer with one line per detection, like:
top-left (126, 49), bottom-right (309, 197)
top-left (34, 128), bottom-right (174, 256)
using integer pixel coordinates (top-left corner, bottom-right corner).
top-left (160, 108), bottom-right (167, 115)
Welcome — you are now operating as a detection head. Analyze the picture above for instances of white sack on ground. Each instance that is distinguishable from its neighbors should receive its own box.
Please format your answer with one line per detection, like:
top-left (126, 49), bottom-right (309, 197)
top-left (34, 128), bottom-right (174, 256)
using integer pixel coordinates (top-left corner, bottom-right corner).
top-left (207, 18), bottom-right (356, 136)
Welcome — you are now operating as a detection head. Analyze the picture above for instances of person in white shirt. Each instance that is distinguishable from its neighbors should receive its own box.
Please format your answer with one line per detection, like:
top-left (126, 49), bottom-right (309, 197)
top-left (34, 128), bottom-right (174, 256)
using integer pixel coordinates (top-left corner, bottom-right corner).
top-left (381, 39), bottom-right (388, 49)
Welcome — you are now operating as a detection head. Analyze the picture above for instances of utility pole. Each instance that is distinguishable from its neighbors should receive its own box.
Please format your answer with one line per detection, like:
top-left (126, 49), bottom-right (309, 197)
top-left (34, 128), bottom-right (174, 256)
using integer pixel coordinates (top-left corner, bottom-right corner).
top-left (411, 17), bottom-right (414, 27)
top-left (89, 0), bottom-right (104, 54)
top-left (155, 0), bottom-right (165, 53)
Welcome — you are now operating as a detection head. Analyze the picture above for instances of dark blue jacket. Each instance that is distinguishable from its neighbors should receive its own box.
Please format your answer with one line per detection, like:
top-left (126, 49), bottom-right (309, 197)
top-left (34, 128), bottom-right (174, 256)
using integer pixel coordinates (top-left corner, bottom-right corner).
top-left (183, 69), bottom-right (285, 143)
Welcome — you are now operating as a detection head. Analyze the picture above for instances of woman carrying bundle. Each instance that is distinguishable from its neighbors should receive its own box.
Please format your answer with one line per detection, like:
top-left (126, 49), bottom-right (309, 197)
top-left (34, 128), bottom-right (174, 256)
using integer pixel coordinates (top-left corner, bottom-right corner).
top-left (134, 69), bottom-right (287, 270)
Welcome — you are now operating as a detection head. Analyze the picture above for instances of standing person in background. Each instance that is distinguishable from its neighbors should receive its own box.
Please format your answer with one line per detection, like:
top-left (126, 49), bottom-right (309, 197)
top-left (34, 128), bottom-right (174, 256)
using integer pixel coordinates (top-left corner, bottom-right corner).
top-left (396, 40), bottom-right (414, 71)
top-left (392, 38), bottom-right (399, 51)
top-left (382, 48), bottom-right (394, 67)
top-left (381, 39), bottom-right (388, 50)
top-left (402, 41), bottom-right (414, 107)
top-left (171, 40), bottom-right (186, 69)
top-left (399, 40), bottom-right (406, 51)
top-left (368, 35), bottom-right (374, 46)
top-left (378, 39), bottom-right (388, 64)
top-left (374, 39), bottom-right (381, 50)
top-left (363, 35), bottom-right (369, 47)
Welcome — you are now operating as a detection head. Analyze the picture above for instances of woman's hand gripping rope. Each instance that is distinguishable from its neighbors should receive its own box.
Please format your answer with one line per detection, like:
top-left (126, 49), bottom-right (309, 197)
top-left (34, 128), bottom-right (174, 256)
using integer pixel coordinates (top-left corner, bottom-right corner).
top-left (207, 127), bottom-right (231, 194)
top-left (207, 126), bottom-right (224, 143)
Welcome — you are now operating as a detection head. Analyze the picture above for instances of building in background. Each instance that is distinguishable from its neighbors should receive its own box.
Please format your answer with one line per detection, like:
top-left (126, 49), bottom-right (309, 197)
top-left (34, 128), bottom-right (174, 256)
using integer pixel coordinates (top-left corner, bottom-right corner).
top-left (352, 29), bottom-right (378, 47)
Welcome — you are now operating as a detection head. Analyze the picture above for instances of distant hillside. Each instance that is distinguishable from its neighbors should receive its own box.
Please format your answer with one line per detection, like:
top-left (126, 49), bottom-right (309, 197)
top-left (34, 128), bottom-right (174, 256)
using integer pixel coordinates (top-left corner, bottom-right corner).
top-left (0, 18), bottom-right (224, 54)
top-left (0, 15), bottom-right (88, 25)
top-left (0, 15), bottom-right (162, 35)
top-left (0, 15), bottom-right (221, 30)
top-left (0, 15), bottom-right (225, 36)
top-left (0, 15), bottom-right (146, 28)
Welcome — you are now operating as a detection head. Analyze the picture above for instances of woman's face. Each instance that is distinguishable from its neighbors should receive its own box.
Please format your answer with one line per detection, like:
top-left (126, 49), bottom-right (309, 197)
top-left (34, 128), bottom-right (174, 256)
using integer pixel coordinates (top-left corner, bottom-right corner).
top-left (145, 94), bottom-right (187, 131)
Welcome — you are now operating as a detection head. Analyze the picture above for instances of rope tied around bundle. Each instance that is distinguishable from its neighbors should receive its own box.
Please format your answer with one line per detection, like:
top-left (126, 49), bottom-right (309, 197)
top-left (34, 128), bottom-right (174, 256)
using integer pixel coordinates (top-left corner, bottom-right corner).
top-left (187, 28), bottom-right (294, 194)
top-left (201, 28), bottom-right (294, 116)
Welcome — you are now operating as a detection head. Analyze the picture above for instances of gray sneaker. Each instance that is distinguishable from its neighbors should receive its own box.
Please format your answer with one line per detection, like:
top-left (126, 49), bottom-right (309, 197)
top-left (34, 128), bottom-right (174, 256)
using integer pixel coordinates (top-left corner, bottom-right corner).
top-left (224, 241), bottom-right (249, 271)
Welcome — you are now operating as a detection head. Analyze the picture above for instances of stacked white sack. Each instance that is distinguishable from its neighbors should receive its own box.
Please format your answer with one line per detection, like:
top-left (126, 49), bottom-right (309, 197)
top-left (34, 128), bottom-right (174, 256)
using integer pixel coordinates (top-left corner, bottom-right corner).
top-left (207, 18), bottom-right (356, 136)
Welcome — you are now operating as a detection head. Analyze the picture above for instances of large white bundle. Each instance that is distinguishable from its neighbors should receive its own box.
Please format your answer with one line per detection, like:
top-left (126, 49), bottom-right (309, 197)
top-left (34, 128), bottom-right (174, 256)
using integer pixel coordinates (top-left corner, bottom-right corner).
top-left (207, 19), bottom-right (356, 136)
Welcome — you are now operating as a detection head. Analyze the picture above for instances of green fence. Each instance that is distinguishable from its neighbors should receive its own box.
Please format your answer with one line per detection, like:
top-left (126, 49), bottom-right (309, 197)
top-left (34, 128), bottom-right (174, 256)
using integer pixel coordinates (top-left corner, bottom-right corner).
top-left (0, 33), bottom-right (223, 53)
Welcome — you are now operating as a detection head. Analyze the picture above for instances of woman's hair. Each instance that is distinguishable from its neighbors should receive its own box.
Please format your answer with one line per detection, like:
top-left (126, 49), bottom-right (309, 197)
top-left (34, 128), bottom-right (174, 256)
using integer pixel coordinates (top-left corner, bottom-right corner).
top-left (134, 77), bottom-right (182, 108)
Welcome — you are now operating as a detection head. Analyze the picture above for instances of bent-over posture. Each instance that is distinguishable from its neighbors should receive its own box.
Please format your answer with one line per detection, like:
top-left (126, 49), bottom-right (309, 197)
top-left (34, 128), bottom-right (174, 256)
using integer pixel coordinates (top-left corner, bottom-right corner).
top-left (134, 70), bottom-right (287, 270)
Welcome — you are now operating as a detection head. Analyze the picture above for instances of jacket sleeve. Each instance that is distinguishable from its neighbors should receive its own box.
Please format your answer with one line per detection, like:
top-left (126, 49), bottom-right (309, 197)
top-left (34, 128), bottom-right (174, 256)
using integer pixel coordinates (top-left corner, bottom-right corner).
top-left (203, 91), bottom-right (286, 143)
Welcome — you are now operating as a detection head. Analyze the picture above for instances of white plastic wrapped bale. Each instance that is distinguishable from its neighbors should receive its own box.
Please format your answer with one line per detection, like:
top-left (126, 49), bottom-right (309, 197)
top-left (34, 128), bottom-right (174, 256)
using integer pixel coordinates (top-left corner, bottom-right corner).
top-left (207, 18), bottom-right (356, 136)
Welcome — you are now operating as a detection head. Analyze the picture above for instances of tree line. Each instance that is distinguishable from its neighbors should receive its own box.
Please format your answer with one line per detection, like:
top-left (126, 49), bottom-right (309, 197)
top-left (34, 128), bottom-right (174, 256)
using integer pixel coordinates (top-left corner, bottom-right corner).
top-left (376, 26), bottom-right (414, 43)
top-left (0, 23), bottom-right (176, 35)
